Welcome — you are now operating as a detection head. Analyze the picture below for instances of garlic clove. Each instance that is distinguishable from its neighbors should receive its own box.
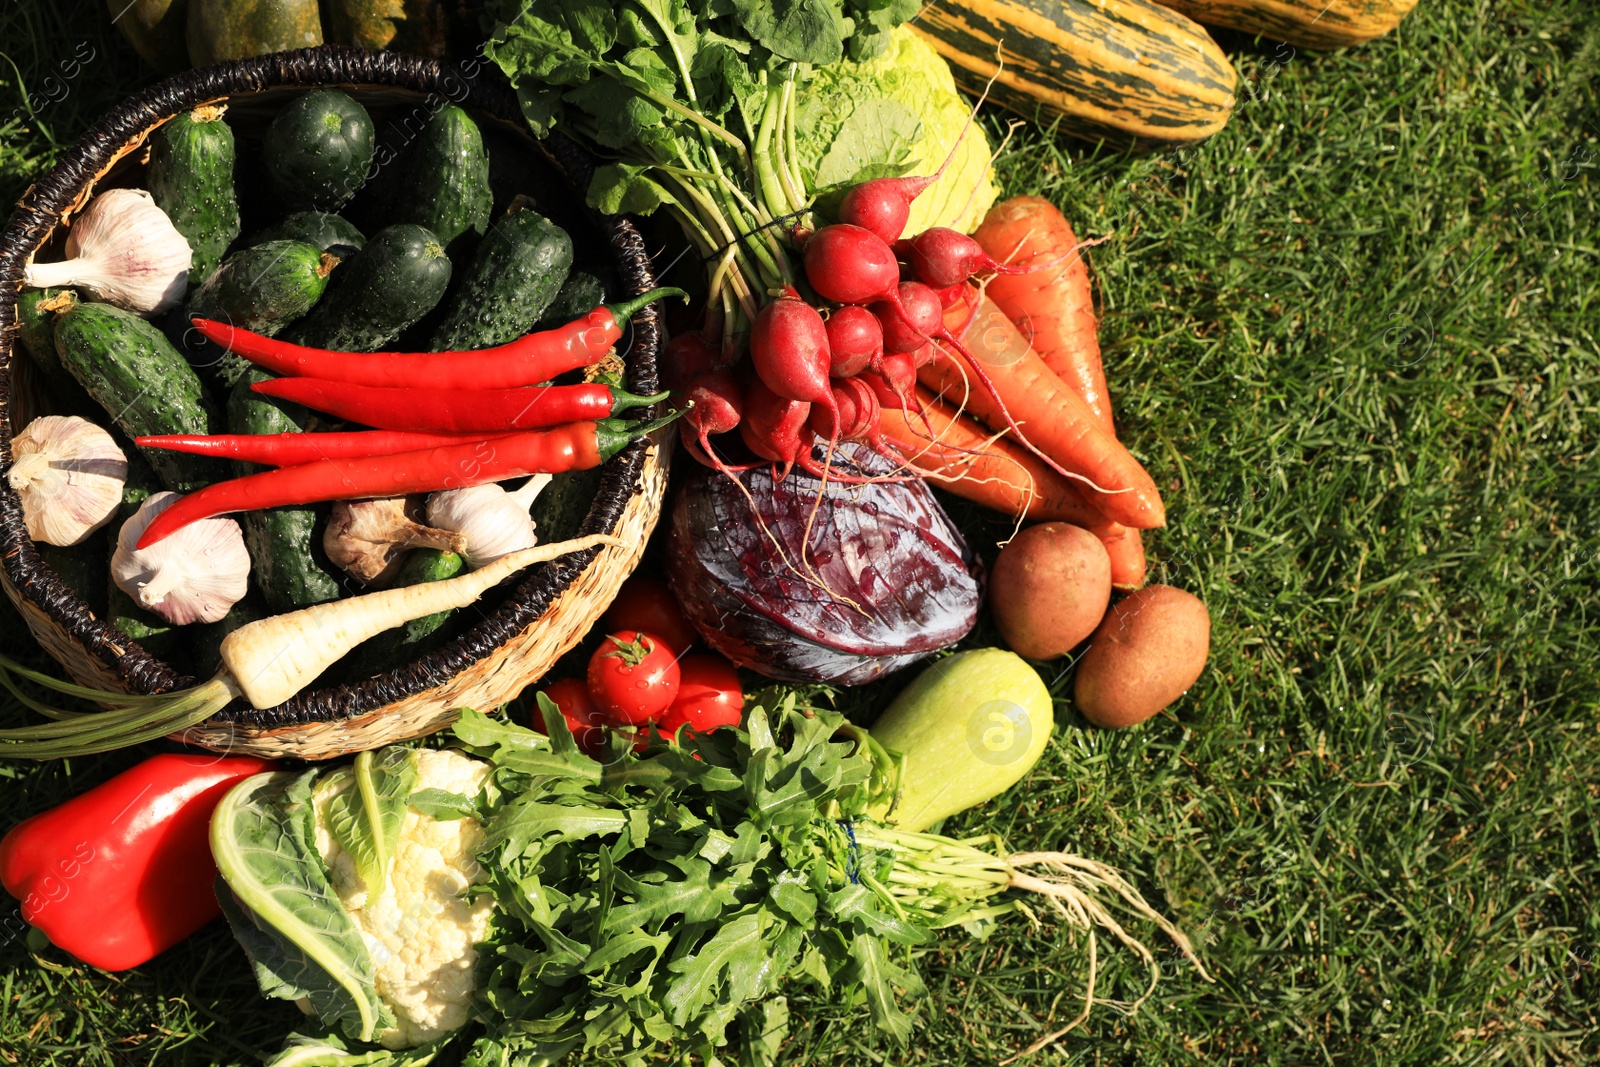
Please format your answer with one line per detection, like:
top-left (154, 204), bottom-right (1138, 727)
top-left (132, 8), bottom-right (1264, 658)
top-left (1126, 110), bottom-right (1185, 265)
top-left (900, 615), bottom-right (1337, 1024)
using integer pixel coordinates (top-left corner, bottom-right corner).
top-left (8, 415), bottom-right (128, 546)
top-left (324, 496), bottom-right (465, 586)
top-left (23, 188), bottom-right (192, 315)
top-left (426, 478), bottom-right (549, 570)
top-left (112, 491), bottom-right (250, 625)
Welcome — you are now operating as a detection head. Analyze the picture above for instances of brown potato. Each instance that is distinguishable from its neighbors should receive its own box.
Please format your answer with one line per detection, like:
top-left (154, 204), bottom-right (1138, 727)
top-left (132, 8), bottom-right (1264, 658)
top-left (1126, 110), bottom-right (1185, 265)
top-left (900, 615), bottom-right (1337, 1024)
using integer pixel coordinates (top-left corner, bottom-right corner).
top-left (1074, 585), bottom-right (1210, 728)
top-left (990, 522), bottom-right (1112, 660)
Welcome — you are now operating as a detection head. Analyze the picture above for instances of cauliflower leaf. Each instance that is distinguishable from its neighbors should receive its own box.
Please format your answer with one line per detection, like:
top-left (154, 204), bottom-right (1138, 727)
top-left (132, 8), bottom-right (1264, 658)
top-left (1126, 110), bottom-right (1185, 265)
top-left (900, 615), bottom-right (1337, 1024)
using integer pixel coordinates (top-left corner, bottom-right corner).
top-left (211, 771), bottom-right (393, 1045)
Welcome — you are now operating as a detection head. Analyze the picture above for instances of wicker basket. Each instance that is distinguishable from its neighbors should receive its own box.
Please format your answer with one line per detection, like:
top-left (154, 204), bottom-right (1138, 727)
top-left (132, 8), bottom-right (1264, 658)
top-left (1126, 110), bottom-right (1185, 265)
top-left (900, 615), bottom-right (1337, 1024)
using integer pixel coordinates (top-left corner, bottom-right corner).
top-left (0, 48), bottom-right (668, 760)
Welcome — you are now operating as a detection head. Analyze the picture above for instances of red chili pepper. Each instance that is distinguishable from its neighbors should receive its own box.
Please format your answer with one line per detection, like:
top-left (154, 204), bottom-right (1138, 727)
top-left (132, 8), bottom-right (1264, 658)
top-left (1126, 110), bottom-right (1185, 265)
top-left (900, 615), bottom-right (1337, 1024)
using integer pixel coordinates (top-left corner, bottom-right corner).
top-left (136, 429), bottom-right (518, 467)
top-left (0, 754), bottom-right (276, 970)
top-left (190, 287), bottom-right (685, 389)
top-left (136, 416), bottom-right (671, 549)
top-left (251, 377), bottom-right (667, 433)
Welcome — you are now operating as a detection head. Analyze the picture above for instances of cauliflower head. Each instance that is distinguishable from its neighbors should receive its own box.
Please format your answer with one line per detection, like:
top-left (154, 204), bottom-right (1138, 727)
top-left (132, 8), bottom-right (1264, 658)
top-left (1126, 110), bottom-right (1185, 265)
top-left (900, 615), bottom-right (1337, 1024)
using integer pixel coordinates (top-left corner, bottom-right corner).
top-left (314, 748), bottom-right (494, 1049)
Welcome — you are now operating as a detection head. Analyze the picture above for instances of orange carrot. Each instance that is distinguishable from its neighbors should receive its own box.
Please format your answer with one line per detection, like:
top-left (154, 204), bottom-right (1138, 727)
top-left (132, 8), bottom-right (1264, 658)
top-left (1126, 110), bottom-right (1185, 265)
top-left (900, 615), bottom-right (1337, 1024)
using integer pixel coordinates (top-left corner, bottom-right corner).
top-left (974, 196), bottom-right (1113, 432)
top-left (1101, 525), bottom-right (1147, 590)
top-left (973, 202), bottom-right (1149, 587)
top-left (919, 316), bottom-right (1165, 530)
top-left (880, 389), bottom-right (1108, 527)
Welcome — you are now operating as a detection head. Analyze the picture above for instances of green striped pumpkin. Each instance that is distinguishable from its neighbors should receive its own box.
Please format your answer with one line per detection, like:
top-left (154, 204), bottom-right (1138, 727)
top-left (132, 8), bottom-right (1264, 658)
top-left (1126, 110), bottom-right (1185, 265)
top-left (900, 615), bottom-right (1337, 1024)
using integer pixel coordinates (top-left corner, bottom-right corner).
top-left (911, 0), bottom-right (1238, 146)
top-left (1155, 0), bottom-right (1418, 50)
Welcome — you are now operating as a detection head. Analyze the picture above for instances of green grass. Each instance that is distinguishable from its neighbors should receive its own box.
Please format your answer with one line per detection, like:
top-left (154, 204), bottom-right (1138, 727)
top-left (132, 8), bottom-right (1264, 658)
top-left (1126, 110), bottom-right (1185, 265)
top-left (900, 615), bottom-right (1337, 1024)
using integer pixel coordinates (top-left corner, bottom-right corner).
top-left (3, 1), bottom-right (1599, 1064)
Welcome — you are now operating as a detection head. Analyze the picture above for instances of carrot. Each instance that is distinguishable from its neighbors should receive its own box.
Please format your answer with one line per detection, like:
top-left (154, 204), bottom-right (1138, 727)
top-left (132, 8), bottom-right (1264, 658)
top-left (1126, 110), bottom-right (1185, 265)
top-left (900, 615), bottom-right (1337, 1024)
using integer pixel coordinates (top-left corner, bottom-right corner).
top-left (879, 389), bottom-right (1105, 527)
top-left (1101, 525), bottom-right (1147, 590)
top-left (973, 196), bottom-right (1113, 431)
top-left (917, 327), bottom-right (1165, 530)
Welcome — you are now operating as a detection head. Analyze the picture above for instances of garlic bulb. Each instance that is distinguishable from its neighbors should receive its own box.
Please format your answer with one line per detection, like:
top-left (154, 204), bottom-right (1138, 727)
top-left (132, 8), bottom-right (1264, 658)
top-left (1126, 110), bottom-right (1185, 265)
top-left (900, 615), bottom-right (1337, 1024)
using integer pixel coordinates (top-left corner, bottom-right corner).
top-left (24, 188), bottom-right (192, 314)
top-left (8, 416), bottom-right (128, 546)
top-left (112, 492), bottom-right (249, 625)
top-left (426, 475), bottom-right (552, 569)
top-left (324, 495), bottom-right (465, 587)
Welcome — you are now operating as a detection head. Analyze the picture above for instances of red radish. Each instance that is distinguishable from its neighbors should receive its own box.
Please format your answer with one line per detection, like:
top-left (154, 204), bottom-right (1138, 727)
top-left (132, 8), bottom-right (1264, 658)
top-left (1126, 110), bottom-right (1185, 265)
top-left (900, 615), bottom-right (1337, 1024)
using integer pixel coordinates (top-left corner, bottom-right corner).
top-left (824, 306), bottom-right (883, 377)
top-left (898, 227), bottom-right (1033, 289)
top-left (873, 281), bottom-right (944, 354)
top-left (681, 371), bottom-right (757, 476)
top-left (808, 379), bottom-right (862, 441)
top-left (664, 330), bottom-right (720, 392)
top-left (909, 341), bottom-right (939, 369)
top-left (834, 86), bottom-right (983, 245)
top-left (739, 377), bottom-right (813, 477)
top-left (749, 293), bottom-right (835, 412)
top-left (838, 176), bottom-right (938, 247)
top-left (865, 351), bottom-right (918, 409)
top-left (802, 225), bottom-right (905, 309)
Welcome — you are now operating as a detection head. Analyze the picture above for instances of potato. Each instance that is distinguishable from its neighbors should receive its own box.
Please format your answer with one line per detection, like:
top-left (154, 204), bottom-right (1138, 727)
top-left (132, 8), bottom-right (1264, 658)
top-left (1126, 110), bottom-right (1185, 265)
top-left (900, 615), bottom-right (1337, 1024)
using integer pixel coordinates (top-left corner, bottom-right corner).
top-left (990, 522), bottom-right (1112, 660)
top-left (1074, 585), bottom-right (1210, 728)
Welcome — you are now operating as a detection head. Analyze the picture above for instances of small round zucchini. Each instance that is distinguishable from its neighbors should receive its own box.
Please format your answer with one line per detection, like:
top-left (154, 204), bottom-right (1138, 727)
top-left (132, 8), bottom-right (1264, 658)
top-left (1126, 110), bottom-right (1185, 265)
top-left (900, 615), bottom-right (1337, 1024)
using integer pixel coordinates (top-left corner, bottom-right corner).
top-left (868, 649), bottom-right (1054, 832)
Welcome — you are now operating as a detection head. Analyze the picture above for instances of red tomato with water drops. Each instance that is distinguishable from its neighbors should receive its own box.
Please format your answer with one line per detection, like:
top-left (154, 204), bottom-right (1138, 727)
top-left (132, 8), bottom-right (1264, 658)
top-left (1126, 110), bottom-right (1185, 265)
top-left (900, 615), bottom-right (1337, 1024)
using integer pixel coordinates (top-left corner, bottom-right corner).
top-left (531, 677), bottom-right (609, 755)
top-left (588, 630), bottom-right (681, 726)
top-left (603, 576), bottom-right (697, 655)
top-left (655, 654), bottom-right (743, 738)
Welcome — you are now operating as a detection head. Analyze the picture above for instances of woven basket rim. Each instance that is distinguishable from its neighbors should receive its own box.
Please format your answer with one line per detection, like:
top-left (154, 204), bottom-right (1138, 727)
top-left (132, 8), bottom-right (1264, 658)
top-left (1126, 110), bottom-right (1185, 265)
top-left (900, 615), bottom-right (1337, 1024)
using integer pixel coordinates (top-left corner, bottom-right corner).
top-left (0, 47), bottom-right (661, 730)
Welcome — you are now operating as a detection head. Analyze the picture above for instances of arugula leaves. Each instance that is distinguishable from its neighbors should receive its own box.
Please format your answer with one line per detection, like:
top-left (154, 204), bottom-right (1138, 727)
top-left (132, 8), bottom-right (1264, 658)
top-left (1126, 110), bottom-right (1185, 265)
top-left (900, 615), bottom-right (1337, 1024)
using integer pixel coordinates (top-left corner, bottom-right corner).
top-left (456, 694), bottom-right (938, 1061)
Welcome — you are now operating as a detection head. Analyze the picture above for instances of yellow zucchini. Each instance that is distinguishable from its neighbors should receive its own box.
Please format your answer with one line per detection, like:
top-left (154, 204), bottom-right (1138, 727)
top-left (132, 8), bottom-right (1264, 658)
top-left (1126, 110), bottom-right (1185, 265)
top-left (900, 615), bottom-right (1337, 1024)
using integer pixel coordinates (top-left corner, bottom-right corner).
top-left (910, 0), bottom-right (1238, 145)
top-left (1155, 0), bottom-right (1418, 50)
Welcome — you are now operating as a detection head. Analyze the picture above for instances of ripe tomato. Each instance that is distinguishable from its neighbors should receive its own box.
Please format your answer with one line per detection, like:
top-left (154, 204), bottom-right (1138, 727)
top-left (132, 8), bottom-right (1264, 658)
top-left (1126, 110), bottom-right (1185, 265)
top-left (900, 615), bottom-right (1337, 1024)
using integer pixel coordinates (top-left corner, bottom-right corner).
top-left (602, 576), bottom-right (697, 655)
top-left (654, 654), bottom-right (743, 738)
top-left (530, 678), bottom-right (609, 755)
top-left (587, 630), bottom-right (681, 726)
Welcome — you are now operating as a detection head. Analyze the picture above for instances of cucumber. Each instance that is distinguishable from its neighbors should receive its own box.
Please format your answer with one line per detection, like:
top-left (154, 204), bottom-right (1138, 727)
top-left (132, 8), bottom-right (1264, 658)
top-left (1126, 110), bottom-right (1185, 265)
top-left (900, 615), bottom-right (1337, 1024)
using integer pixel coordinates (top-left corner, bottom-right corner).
top-left (429, 207), bottom-right (571, 351)
top-left (396, 105), bottom-right (491, 259)
top-left (183, 240), bottom-right (340, 389)
top-left (263, 90), bottom-right (375, 210)
top-left (53, 302), bottom-right (226, 492)
top-left (529, 470), bottom-right (601, 546)
top-left (238, 211), bottom-right (365, 255)
top-left (344, 548), bottom-right (463, 676)
top-left (16, 288), bottom-right (80, 398)
top-left (395, 549), bottom-right (464, 644)
top-left (147, 105), bottom-right (240, 285)
top-left (535, 270), bottom-right (609, 329)
top-left (285, 223), bottom-right (452, 352)
top-left (227, 369), bottom-right (344, 613)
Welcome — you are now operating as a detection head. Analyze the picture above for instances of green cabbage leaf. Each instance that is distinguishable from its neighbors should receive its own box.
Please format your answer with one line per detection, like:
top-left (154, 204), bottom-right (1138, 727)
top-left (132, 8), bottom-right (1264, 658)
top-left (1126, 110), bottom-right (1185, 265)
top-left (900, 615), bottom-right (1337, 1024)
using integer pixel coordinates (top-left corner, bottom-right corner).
top-left (796, 27), bottom-right (999, 234)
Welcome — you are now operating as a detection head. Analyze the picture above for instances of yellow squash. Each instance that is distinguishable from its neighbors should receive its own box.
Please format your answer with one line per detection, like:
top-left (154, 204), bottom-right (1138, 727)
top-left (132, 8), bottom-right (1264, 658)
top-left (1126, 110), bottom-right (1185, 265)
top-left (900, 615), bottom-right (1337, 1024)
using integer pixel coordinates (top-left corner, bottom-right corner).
top-left (1156, 0), bottom-right (1419, 50)
top-left (910, 0), bottom-right (1238, 146)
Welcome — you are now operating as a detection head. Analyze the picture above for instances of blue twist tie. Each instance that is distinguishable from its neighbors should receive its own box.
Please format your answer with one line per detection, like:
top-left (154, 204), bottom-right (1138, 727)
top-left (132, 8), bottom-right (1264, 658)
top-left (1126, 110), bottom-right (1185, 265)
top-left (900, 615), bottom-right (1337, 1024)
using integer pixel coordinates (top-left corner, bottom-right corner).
top-left (838, 818), bottom-right (861, 885)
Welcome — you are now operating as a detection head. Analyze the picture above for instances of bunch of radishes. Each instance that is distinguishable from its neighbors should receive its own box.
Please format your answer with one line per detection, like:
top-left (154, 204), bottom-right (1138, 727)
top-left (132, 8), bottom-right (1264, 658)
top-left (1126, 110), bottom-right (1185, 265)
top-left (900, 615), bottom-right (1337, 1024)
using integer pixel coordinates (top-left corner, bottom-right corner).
top-left (668, 170), bottom-right (1027, 484)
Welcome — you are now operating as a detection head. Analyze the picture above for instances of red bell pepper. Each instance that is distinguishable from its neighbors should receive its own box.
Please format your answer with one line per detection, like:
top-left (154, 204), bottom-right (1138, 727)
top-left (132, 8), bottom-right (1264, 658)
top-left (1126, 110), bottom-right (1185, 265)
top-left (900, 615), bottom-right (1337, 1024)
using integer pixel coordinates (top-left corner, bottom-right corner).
top-left (0, 753), bottom-right (275, 970)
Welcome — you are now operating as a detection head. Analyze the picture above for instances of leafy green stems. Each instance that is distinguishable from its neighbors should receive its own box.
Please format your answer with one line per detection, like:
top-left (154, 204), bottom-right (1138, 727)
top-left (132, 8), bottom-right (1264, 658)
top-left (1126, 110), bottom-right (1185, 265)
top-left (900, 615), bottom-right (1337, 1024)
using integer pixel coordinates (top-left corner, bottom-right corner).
top-left (0, 655), bottom-right (239, 759)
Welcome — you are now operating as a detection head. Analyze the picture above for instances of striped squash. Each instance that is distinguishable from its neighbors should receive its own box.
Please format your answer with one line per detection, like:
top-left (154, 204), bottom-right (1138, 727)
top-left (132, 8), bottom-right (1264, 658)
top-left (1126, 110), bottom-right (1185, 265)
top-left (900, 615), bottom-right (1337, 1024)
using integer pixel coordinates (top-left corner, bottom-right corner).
top-left (1154, 0), bottom-right (1418, 50)
top-left (910, 0), bottom-right (1238, 146)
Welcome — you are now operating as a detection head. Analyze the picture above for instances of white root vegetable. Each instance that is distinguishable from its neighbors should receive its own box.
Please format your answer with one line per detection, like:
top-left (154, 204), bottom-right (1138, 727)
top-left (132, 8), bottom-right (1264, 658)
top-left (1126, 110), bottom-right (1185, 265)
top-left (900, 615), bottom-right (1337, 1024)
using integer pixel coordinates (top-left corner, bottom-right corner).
top-left (0, 533), bottom-right (622, 759)
top-left (220, 531), bottom-right (615, 708)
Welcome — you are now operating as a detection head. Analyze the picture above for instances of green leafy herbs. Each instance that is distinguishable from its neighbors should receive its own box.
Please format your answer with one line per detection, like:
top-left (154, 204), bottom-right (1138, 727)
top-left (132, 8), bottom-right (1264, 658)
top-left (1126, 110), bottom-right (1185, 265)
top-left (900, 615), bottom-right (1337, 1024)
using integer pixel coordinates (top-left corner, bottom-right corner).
top-left (210, 771), bottom-right (394, 1045)
top-left (452, 695), bottom-right (1001, 1061)
top-left (322, 747), bottom-right (418, 898)
top-left (482, 0), bottom-right (931, 344)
